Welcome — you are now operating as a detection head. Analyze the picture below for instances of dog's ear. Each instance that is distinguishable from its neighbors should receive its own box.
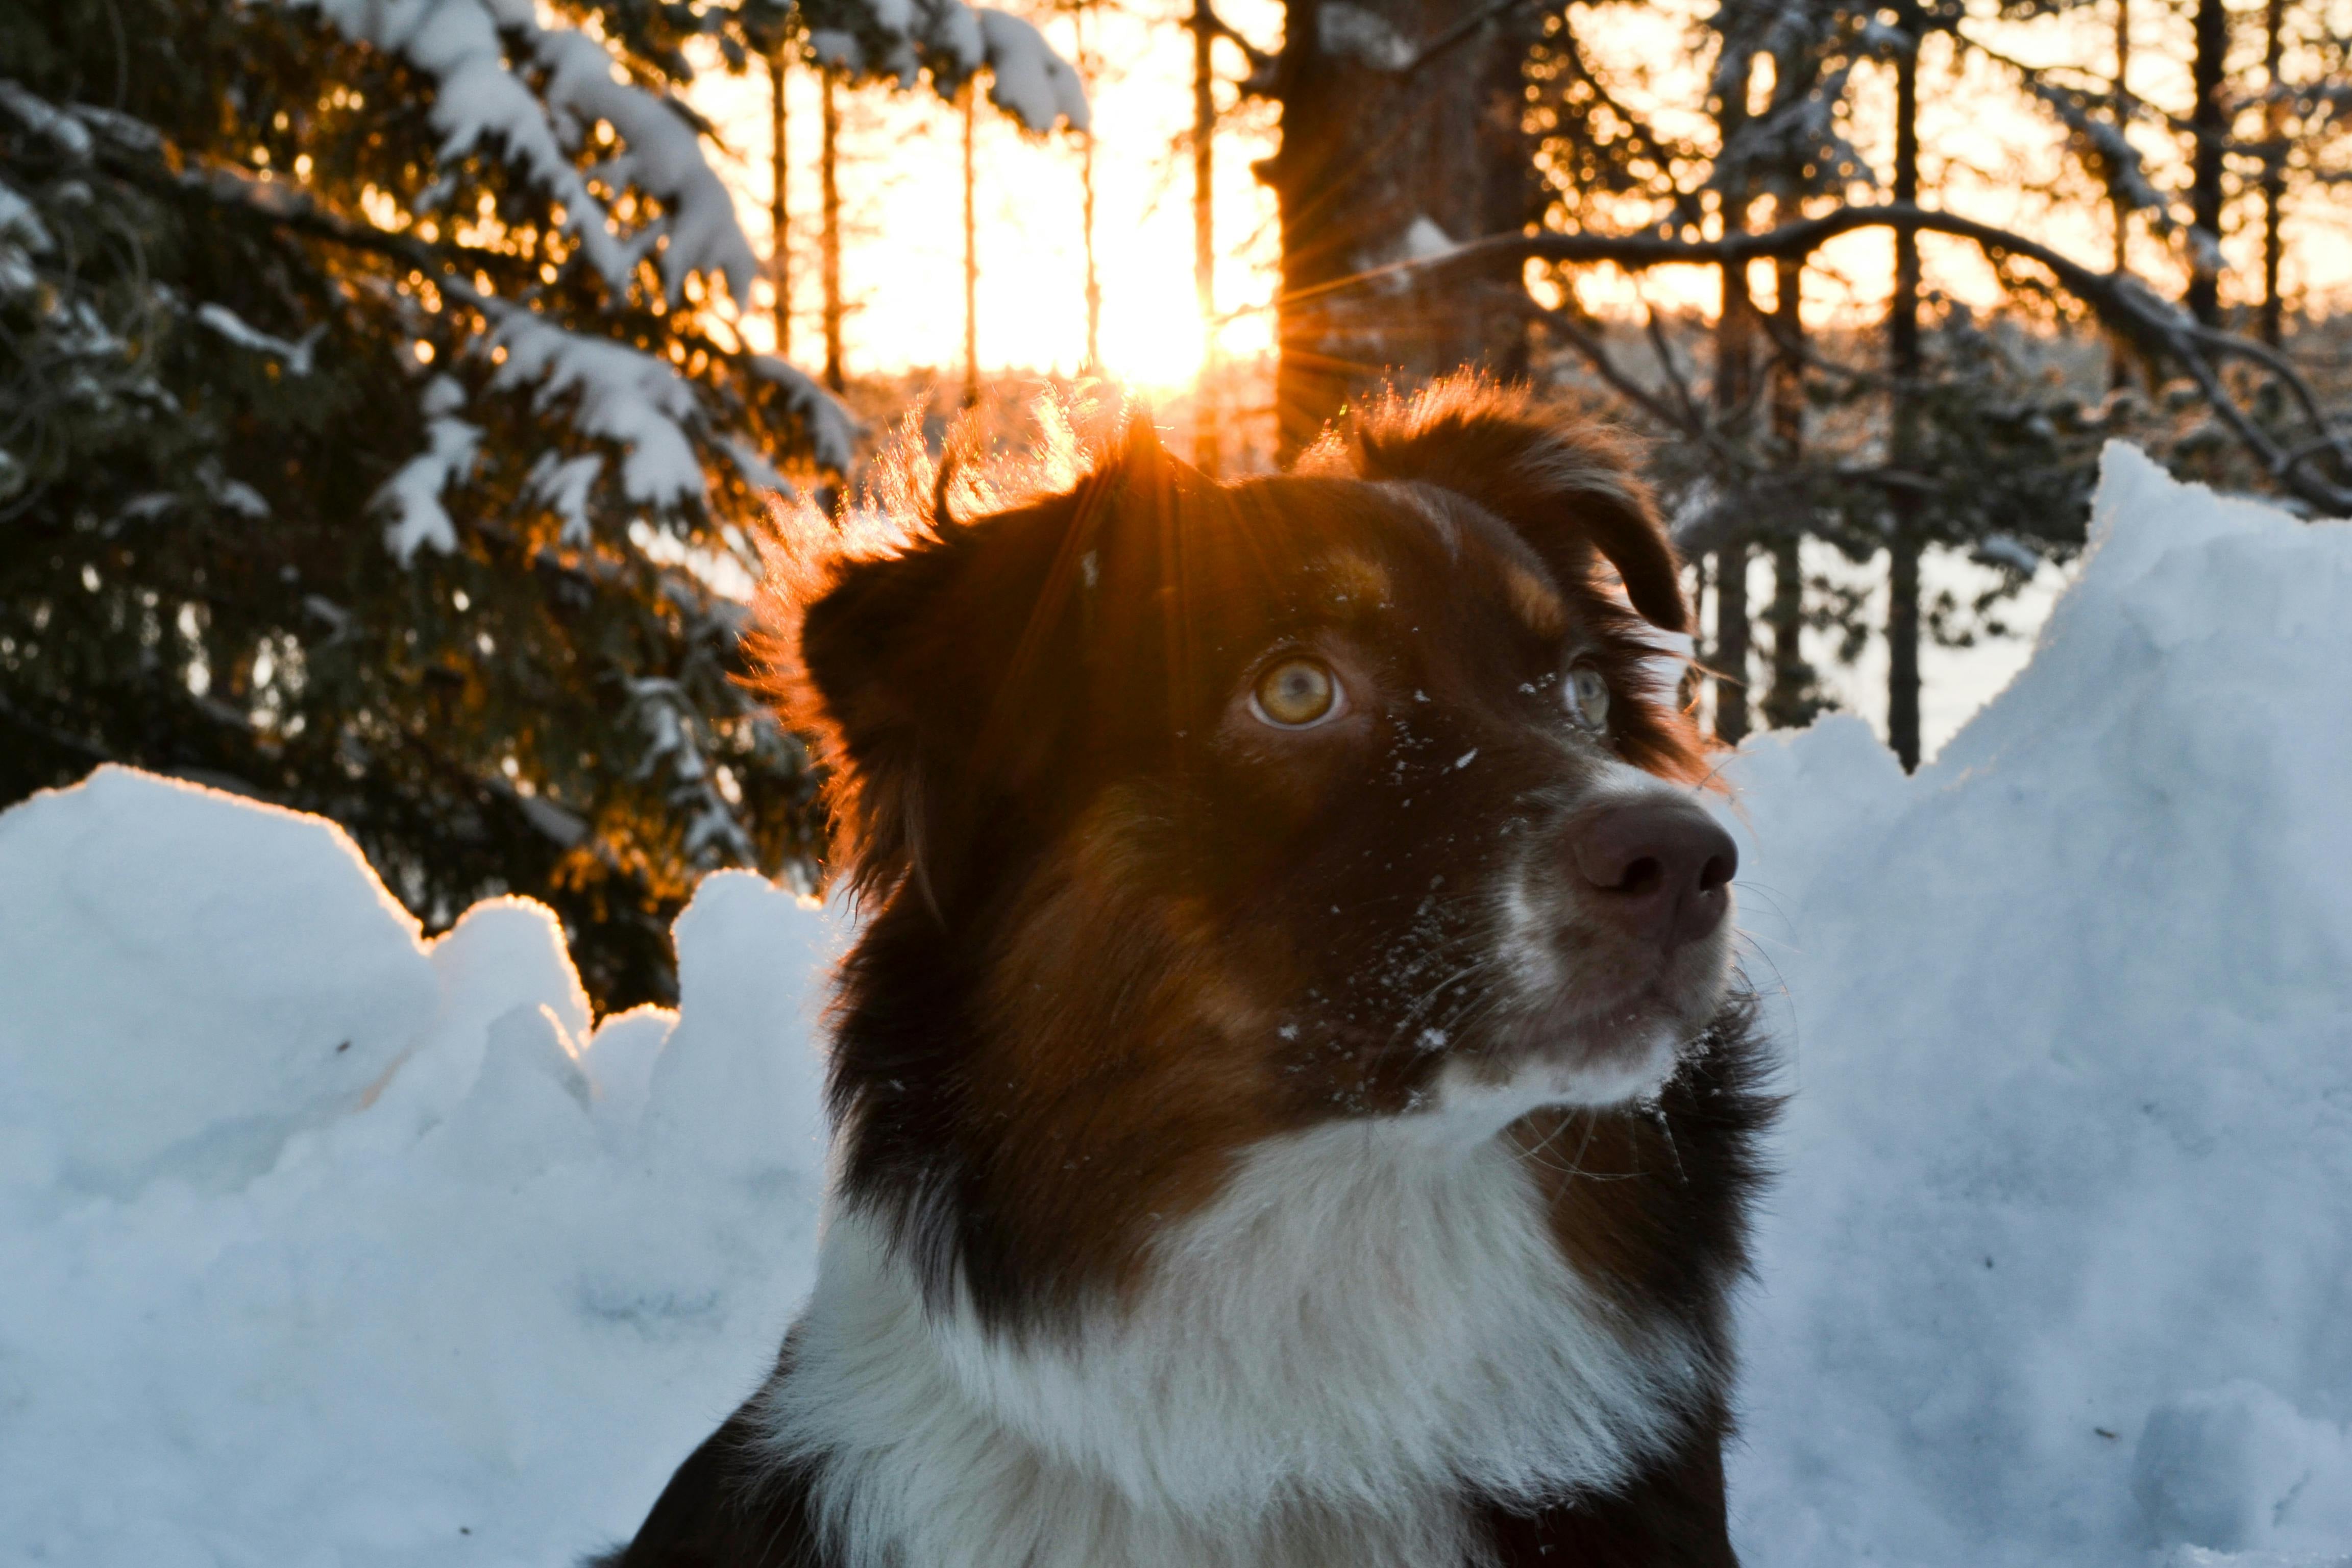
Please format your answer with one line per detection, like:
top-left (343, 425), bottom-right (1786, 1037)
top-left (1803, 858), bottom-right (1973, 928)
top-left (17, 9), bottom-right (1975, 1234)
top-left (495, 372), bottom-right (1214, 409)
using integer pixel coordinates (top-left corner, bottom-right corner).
top-left (761, 418), bottom-right (1196, 906)
top-left (1352, 380), bottom-right (1688, 633)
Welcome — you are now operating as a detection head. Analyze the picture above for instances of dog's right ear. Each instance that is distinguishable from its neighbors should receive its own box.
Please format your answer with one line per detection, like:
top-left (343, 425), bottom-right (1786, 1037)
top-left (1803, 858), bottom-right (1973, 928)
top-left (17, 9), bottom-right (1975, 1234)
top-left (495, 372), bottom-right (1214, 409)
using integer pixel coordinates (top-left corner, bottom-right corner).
top-left (759, 420), bottom-right (1192, 908)
top-left (760, 488), bottom-right (1081, 908)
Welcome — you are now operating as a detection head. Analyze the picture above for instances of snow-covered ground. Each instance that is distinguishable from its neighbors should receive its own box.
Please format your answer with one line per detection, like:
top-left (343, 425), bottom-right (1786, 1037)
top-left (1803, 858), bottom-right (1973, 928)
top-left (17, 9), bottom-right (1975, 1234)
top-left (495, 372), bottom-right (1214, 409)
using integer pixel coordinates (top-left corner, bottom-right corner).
top-left (1, 446), bottom-right (2345, 1567)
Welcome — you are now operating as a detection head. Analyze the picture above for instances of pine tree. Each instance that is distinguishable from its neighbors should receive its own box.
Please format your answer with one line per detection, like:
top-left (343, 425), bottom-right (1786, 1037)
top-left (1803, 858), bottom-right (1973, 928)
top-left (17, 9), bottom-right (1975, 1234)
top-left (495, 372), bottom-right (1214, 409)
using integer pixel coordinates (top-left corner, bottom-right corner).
top-left (0, 0), bottom-right (1083, 1009)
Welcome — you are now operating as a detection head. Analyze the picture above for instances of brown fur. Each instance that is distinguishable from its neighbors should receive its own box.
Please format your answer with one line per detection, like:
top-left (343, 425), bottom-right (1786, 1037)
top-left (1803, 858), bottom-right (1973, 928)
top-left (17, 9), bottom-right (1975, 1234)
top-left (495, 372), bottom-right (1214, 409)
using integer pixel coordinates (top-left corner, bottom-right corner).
top-left (601, 379), bottom-right (1770, 1568)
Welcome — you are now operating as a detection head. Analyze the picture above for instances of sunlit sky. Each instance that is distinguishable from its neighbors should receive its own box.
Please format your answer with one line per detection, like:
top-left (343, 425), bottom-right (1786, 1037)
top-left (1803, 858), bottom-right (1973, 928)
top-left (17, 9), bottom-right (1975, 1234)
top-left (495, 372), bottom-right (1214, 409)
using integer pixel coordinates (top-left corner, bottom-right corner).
top-left (688, 1), bottom-right (1283, 393)
top-left (684, 0), bottom-right (2351, 390)
top-left (678, 0), bottom-right (2344, 762)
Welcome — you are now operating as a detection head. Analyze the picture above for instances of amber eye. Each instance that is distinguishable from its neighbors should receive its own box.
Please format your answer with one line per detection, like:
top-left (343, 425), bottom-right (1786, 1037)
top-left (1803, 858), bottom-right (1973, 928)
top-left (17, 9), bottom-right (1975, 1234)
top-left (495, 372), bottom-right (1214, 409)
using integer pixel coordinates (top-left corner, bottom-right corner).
top-left (1252, 656), bottom-right (1340, 728)
top-left (1566, 663), bottom-right (1610, 731)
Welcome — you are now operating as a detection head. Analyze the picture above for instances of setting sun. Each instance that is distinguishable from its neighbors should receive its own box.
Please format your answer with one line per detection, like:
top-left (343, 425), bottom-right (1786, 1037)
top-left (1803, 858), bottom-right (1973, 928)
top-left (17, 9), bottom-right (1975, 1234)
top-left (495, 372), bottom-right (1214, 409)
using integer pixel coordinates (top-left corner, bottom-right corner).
top-left (688, 4), bottom-right (1283, 386)
top-left (1099, 298), bottom-right (1210, 396)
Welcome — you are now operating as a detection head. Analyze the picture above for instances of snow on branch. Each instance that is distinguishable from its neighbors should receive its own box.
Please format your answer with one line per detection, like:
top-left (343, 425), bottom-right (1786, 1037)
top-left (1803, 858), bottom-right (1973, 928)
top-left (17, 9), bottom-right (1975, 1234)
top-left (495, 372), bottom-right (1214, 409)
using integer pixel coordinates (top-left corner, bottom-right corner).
top-left (280, 0), bottom-right (758, 302)
top-left (195, 302), bottom-right (321, 376)
top-left (527, 27), bottom-right (760, 300)
top-left (1317, 3), bottom-right (1416, 71)
top-left (747, 355), bottom-right (858, 473)
top-left (974, 11), bottom-right (1090, 133)
top-left (483, 301), bottom-right (707, 512)
top-left (377, 376), bottom-right (482, 562)
top-left (806, 3), bottom-right (1088, 133)
top-left (625, 676), bottom-right (757, 865)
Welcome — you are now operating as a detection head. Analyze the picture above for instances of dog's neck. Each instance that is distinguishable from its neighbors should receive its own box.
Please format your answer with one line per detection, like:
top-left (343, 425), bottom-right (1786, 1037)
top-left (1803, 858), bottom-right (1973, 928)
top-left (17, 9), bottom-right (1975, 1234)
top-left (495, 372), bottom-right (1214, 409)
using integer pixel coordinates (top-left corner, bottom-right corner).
top-left (753, 1115), bottom-right (1703, 1568)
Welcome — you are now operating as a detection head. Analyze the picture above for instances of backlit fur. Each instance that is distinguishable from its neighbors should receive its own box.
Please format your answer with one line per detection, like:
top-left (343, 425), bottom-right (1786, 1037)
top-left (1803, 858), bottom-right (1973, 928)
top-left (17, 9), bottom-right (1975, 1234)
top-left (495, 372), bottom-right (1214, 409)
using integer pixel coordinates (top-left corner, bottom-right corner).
top-left (598, 379), bottom-right (1773, 1568)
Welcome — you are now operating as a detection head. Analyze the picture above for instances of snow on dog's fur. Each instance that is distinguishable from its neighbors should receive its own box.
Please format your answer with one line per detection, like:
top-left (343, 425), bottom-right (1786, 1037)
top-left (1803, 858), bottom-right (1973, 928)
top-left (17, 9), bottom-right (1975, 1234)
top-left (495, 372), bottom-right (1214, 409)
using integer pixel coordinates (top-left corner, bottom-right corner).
top-left (596, 379), bottom-right (1773, 1567)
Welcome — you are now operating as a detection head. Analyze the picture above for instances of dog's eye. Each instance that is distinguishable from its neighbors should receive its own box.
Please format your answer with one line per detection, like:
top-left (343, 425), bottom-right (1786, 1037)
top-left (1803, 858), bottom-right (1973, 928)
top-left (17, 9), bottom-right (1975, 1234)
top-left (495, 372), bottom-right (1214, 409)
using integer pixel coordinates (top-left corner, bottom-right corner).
top-left (1252, 657), bottom-right (1341, 728)
top-left (1565, 664), bottom-right (1610, 731)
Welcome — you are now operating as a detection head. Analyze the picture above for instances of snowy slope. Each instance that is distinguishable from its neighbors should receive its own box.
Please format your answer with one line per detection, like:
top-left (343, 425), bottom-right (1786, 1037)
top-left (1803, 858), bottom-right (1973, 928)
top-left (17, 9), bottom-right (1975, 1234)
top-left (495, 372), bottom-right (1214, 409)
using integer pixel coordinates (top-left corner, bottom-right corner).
top-left (0, 446), bottom-right (2346, 1566)
top-left (1725, 446), bottom-right (2352, 1568)
top-left (0, 783), bottom-right (837, 1566)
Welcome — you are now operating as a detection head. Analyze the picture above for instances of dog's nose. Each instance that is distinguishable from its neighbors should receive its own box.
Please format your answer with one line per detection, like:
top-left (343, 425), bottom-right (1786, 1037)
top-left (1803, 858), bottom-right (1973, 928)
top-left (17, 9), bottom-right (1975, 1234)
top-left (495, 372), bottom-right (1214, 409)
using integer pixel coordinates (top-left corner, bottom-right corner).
top-left (1568, 802), bottom-right (1738, 949)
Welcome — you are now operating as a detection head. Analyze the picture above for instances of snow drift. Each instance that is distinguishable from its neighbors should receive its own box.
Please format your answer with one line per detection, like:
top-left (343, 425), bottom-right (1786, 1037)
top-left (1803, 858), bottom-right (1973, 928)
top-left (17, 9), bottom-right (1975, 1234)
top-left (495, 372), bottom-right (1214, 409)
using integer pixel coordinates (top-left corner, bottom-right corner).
top-left (1724, 445), bottom-right (2352, 1568)
top-left (0, 445), bottom-right (2346, 1566)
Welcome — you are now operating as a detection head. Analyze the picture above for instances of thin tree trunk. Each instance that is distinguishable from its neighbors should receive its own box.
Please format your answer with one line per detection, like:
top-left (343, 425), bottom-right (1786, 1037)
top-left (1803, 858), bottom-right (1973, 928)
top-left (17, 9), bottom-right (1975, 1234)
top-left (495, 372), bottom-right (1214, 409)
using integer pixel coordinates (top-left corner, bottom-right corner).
top-left (1714, 541), bottom-right (1751, 745)
top-left (1711, 42), bottom-right (1756, 746)
top-left (2110, 0), bottom-right (2133, 388)
top-left (2186, 0), bottom-right (2231, 327)
top-left (2260, 0), bottom-right (2288, 347)
top-left (770, 46), bottom-right (790, 361)
top-left (1764, 248), bottom-right (1817, 731)
top-left (1887, 530), bottom-right (1921, 766)
top-left (963, 81), bottom-right (980, 408)
top-left (1685, 553), bottom-right (1711, 724)
top-left (1078, 6), bottom-right (1102, 374)
top-left (1082, 129), bottom-right (1102, 373)
top-left (1887, 11), bottom-right (1924, 773)
top-left (820, 67), bottom-right (844, 394)
top-left (1191, 0), bottom-right (1220, 472)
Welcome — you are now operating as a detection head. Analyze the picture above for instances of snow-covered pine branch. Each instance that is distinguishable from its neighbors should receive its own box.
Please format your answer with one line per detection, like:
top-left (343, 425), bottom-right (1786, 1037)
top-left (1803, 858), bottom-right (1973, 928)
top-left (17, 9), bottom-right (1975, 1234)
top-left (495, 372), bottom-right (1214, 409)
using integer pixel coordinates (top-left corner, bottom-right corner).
top-left (281, 0), bottom-right (758, 302)
top-left (806, 2), bottom-right (1090, 133)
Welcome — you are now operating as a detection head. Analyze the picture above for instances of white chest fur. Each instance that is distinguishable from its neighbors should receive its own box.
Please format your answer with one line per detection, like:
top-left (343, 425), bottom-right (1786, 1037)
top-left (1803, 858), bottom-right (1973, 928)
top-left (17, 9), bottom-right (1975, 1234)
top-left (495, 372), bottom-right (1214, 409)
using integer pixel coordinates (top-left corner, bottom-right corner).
top-left (755, 1118), bottom-right (1700, 1568)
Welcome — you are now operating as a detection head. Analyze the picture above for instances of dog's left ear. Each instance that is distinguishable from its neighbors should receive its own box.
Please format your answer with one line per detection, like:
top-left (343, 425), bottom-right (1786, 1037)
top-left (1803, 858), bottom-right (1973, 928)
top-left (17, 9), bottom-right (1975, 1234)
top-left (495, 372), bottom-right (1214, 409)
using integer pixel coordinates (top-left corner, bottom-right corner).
top-left (1352, 380), bottom-right (1688, 633)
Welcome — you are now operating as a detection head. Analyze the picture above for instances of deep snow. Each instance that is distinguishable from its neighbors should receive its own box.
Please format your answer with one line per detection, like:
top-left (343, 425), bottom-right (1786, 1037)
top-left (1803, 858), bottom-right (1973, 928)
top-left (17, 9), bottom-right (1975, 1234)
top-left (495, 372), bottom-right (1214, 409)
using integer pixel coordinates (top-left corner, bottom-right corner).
top-left (0, 445), bottom-right (2346, 1566)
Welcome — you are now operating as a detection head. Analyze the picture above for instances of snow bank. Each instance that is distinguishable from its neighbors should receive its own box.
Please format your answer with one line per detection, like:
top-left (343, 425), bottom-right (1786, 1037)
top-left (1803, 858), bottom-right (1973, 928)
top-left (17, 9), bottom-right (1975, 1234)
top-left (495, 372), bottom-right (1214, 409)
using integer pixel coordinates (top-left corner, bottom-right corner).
top-left (1725, 445), bottom-right (2352, 1568)
top-left (0, 773), bottom-right (836, 1566)
top-left (0, 445), bottom-right (2345, 1565)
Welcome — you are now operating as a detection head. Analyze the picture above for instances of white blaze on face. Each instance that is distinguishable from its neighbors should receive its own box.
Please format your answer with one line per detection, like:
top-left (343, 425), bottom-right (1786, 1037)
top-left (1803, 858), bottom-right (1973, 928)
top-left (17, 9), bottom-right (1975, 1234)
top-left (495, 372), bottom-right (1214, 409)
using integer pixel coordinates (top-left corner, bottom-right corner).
top-left (1476, 757), bottom-right (1733, 1118)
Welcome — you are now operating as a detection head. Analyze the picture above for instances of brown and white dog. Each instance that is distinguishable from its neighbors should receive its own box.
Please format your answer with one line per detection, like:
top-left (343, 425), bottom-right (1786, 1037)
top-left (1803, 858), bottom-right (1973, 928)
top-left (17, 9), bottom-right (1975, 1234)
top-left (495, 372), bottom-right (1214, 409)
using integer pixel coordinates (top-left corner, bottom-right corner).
top-left (598, 379), bottom-right (1771, 1568)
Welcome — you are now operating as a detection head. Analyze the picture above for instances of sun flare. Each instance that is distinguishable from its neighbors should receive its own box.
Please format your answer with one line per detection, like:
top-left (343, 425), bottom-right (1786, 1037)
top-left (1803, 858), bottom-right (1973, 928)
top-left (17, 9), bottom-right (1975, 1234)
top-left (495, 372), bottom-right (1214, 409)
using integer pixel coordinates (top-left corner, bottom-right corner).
top-left (1099, 303), bottom-right (1210, 398)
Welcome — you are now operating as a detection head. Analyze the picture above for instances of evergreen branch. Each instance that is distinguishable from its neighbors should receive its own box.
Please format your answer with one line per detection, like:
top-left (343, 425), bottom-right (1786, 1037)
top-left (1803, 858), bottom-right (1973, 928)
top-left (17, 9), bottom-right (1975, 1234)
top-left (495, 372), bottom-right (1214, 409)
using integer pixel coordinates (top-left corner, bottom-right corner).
top-left (1537, 21), bottom-right (1710, 211)
top-left (1192, 0), bottom-right (1276, 94)
top-left (156, 160), bottom-right (540, 288)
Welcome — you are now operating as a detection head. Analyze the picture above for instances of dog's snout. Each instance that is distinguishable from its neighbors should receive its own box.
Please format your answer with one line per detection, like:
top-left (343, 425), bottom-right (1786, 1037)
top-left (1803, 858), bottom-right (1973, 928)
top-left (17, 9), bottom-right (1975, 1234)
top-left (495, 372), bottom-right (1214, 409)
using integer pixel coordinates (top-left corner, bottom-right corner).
top-left (1568, 802), bottom-right (1738, 948)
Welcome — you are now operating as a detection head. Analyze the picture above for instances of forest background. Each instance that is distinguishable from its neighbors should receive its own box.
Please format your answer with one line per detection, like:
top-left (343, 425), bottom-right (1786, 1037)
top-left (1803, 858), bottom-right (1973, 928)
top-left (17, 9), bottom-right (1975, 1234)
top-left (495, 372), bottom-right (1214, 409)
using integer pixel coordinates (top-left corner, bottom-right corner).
top-left (5, 0), bottom-right (2349, 1010)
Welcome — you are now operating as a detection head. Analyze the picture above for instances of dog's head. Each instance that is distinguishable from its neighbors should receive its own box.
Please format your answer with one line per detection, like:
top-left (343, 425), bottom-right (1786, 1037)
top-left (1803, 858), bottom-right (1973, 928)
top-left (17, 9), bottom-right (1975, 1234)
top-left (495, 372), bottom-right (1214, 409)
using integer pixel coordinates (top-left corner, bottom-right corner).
top-left (764, 379), bottom-right (1741, 1315)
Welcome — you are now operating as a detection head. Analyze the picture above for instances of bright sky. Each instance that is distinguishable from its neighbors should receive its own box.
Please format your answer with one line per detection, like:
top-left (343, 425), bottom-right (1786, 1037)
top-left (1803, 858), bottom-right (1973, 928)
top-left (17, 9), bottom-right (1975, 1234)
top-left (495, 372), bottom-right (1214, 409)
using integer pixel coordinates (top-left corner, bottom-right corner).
top-left (681, 0), bottom-right (2345, 763)
top-left (689, 2), bottom-right (1284, 395)
top-left (685, 1), bottom-right (2352, 387)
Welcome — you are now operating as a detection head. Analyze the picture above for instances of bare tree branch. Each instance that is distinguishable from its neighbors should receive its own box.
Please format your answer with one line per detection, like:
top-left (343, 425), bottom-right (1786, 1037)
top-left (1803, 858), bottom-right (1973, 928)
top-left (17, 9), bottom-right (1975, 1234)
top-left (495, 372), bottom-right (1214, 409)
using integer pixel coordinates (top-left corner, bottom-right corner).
top-left (1306, 203), bottom-right (2352, 512)
top-left (1402, 0), bottom-right (1547, 76)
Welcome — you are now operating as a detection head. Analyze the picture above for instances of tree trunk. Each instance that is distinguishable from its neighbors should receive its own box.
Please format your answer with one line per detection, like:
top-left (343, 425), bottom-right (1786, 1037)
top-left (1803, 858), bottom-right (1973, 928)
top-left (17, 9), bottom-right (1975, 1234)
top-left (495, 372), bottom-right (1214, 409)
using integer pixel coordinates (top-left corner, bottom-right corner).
top-left (1192, 0), bottom-right (1221, 472)
top-left (2186, 0), bottom-right (2231, 327)
top-left (2110, 0), bottom-right (2133, 389)
top-left (962, 81), bottom-right (979, 408)
top-left (1763, 250), bottom-right (1820, 731)
top-left (1077, 3), bottom-right (1102, 373)
top-left (1887, 10), bottom-right (1924, 773)
top-left (820, 67), bottom-right (844, 394)
top-left (1713, 541), bottom-right (1750, 744)
top-left (770, 46), bottom-right (790, 362)
top-left (1711, 43), bottom-right (1757, 747)
top-left (2260, 0), bottom-right (2287, 347)
top-left (1083, 126), bottom-right (1102, 372)
top-left (1887, 528), bottom-right (1922, 768)
top-left (1260, 0), bottom-right (1545, 459)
